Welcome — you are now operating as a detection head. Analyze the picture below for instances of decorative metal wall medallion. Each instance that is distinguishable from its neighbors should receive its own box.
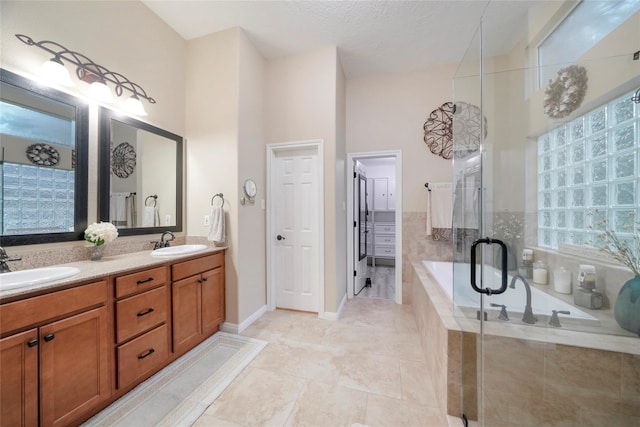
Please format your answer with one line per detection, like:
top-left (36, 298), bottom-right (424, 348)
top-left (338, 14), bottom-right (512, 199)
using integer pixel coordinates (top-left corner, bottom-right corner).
top-left (26, 143), bottom-right (60, 166)
top-left (111, 141), bottom-right (136, 178)
top-left (453, 101), bottom-right (487, 156)
top-left (424, 102), bottom-right (455, 159)
top-left (543, 64), bottom-right (588, 119)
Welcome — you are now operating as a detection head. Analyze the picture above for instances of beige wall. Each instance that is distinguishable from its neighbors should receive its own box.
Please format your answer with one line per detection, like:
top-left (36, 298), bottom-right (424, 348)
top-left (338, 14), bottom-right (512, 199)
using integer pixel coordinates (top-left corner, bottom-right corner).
top-left (264, 47), bottom-right (344, 313)
top-left (346, 64), bottom-right (457, 213)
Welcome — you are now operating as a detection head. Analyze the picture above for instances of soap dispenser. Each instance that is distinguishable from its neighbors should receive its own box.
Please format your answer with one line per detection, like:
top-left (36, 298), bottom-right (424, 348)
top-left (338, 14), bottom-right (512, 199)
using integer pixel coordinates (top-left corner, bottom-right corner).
top-left (573, 265), bottom-right (603, 309)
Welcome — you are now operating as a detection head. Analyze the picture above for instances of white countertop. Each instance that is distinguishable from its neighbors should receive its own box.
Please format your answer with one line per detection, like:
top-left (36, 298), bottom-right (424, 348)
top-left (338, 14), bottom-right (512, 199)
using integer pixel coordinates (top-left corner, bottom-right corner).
top-left (0, 247), bottom-right (226, 302)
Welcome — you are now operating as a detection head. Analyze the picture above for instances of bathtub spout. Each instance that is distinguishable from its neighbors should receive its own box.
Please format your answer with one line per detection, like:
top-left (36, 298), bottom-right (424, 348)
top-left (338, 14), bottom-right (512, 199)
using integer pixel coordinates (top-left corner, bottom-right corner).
top-left (509, 274), bottom-right (537, 324)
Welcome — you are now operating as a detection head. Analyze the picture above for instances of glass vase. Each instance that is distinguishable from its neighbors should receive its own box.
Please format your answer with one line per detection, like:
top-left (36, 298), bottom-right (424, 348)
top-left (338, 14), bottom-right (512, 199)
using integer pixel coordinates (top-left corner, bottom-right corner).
top-left (90, 245), bottom-right (103, 261)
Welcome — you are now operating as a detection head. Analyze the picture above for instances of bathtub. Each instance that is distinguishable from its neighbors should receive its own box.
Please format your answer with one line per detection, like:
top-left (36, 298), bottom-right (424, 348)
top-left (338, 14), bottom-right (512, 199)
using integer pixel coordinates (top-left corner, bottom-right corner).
top-left (422, 260), bottom-right (599, 326)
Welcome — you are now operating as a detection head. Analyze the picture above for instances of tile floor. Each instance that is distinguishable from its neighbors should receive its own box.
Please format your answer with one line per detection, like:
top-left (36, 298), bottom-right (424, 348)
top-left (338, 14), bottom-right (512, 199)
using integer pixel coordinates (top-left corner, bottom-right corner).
top-left (356, 266), bottom-right (395, 300)
top-left (194, 297), bottom-right (460, 426)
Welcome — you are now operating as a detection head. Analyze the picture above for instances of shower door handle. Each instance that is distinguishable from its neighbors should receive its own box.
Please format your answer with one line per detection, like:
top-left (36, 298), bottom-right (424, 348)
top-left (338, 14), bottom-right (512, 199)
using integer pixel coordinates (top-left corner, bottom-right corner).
top-left (470, 237), bottom-right (508, 295)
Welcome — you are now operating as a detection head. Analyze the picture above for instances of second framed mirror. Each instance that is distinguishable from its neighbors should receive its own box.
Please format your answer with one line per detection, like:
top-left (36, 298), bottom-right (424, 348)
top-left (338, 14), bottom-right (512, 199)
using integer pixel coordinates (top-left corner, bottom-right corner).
top-left (98, 107), bottom-right (183, 235)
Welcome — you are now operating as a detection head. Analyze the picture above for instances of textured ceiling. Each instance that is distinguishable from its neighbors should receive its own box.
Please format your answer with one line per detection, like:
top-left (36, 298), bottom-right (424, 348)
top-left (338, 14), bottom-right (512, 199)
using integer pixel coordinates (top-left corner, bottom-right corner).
top-left (143, 0), bottom-right (540, 79)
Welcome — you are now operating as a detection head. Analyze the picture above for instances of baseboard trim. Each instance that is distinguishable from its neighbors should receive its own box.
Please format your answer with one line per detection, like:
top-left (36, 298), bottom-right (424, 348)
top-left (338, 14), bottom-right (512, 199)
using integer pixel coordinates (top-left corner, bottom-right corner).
top-left (220, 304), bottom-right (267, 334)
top-left (320, 293), bottom-right (347, 321)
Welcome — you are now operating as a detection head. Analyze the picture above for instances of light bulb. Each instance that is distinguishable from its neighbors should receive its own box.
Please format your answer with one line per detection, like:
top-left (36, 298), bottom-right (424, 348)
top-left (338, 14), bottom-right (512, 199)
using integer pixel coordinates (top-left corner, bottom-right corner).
top-left (123, 95), bottom-right (147, 116)
top-left (39, 57), bottom-right (74, 86)
top-left (87, 81), bottom-right (114, 102)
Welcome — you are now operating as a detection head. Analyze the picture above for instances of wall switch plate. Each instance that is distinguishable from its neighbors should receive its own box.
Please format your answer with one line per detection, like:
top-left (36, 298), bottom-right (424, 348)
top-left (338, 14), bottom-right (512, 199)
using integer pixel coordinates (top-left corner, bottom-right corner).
top-left (204, 215), bottom-right (210, 226)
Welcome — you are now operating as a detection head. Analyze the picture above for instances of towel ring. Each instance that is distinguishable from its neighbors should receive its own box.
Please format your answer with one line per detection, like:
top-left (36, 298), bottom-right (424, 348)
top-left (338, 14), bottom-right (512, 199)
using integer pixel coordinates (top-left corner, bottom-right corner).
top-left (211, 193), bottom-right (224, 208)
top-left (145, 195), bottom-right (157, 207)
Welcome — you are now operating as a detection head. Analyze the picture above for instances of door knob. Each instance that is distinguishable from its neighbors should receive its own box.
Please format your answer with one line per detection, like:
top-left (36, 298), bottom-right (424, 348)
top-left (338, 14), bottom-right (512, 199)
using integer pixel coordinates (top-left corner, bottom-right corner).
top-left (276, 235), bottom-right (285, 241)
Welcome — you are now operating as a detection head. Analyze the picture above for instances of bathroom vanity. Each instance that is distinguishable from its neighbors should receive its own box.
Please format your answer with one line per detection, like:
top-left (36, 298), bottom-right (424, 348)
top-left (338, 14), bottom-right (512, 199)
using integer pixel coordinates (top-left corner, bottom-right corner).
top-left (0, 248), bottom-right (225, 426)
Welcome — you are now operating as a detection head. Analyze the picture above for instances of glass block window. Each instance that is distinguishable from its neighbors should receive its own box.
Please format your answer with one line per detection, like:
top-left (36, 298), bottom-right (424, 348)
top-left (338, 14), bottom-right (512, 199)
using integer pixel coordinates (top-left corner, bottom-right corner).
top-left (538, 91), bottom-right (639, 249)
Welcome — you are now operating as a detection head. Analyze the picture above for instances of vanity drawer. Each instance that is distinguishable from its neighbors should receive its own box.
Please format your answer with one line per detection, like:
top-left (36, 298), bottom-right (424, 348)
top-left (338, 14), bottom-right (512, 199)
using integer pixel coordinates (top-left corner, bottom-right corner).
top-left (172, 252), bottom-right (224, 281)
top-left (374, 224), bottom-right (395, 234)
top-left (117, 324), bottom-right (168, 389)
top-left (115, 267), bottom-right (167, 298)
top-left (116, 286), bottom-right (168, 343)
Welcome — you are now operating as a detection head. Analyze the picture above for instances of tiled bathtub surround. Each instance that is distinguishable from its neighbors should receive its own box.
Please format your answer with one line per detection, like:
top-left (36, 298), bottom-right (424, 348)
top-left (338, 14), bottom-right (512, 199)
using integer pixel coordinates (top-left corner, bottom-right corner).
top-left (411, 261), bottom-right (640, 425)
top-left (403, 212), bottom-right (453, 303)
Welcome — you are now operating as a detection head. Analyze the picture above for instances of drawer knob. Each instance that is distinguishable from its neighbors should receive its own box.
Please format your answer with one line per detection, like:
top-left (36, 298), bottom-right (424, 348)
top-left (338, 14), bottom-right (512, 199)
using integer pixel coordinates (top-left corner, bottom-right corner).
top-left (137, 308), bottom-right (155, 317)
top-left (138, 348), bottom-right (155, 359)
top-left (137, 277), bottom-right (154, 285)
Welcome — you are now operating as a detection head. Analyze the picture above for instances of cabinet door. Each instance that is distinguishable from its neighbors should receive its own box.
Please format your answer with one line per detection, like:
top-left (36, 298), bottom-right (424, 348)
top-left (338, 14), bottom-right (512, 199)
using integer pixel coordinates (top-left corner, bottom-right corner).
top-left (1, 329), bottom-right (39, 427)
top-left (201, 267), bottom-right (225, 336)
top-left (387, 178), bottom-right (396, 210)
top-left (373, 178), bottom-right (387, 210)
top-left (40, 306), bottom-right (110, 427)
top-left (172, 275), bottom-right (202, 354)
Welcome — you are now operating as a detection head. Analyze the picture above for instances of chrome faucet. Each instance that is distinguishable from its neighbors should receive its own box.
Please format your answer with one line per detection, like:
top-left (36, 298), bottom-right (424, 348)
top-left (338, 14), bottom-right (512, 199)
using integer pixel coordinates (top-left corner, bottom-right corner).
top-left (0, 246), bottom-right (22, 273)
top-left (152, 231), bottom-right (175, 250)
top-left (509, 274), bottom-right (537, 324)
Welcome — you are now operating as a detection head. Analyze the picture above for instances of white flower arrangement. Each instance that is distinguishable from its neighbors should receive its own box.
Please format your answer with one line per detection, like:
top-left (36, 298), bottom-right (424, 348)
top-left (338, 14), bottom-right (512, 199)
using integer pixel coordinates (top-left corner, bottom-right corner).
top-left (84, 222), bottom-right (118, 246)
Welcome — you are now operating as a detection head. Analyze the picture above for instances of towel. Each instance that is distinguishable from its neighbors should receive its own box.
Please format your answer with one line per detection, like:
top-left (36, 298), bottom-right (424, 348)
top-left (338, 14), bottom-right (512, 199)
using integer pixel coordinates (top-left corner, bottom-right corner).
top-left (426, 183), bottom-right (452, 236)
top-left (125, 194), bottom-right (137, 227)
top-left (208, 205), bottom-right (225, 243)
top-left (110, 193), bottom-right (128, 226)
top-left (142, 206), bottom-right (158, 227)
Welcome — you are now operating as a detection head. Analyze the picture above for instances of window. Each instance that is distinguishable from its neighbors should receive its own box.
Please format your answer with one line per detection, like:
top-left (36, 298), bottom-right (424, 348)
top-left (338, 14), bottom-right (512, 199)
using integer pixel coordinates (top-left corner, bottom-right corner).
top-left (538, 0), bottom-right (640, 87)
top-left (538, 91), bottom-right (639, 249)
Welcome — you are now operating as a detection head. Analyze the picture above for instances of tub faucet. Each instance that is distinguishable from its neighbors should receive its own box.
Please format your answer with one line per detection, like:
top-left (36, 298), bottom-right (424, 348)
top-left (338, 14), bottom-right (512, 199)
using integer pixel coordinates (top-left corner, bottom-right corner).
top-left (509, 274), bottom-right (537, 324)
top-left (0, 246), bottom-right (22, 273)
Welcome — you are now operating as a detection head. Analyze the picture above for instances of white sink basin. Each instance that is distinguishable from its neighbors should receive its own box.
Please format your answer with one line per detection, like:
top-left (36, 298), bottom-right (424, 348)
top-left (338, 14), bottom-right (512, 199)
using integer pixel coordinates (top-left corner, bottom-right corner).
top-left (150, 244), bottom-right (208, 257)
top-left (0, 266), bottom-right (81, 291)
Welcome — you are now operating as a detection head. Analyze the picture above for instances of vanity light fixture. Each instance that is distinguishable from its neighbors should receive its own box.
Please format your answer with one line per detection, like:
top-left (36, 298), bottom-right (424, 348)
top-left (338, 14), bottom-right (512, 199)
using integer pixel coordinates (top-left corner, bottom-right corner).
top-left (16, 33), bottom-right (155, 114)
top-left (39, 56), bottom-right (74, 87)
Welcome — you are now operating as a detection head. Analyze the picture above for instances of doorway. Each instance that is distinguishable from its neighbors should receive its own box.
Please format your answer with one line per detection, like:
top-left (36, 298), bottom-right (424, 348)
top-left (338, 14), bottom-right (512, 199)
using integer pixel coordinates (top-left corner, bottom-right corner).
top-left (266, 140), bottom-right (325, 315)
top-left (347, 151), bottom-right (402, 303)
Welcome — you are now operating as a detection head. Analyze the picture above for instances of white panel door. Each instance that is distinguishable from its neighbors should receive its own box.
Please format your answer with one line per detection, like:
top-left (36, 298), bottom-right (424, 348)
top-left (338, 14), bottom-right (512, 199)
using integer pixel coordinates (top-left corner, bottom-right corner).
top-left (274, 149), bottom-right (319, 312)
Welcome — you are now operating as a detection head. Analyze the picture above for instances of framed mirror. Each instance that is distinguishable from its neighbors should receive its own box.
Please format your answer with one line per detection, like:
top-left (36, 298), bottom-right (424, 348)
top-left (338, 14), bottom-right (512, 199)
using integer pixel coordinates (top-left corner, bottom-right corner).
top-left (358, 174), bottom-right (368, 260)
top-left (98, 107), bottom-right (183, 236)
top-left (0, 68), bottom-right (89, 246)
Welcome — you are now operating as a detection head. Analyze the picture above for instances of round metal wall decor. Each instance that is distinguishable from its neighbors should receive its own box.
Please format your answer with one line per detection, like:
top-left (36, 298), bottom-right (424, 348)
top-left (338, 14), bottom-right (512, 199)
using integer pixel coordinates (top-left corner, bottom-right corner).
top-left (111, 141), bottom-right (136, 178)
top-left (424, 102), bottom-right (455, 160)
top-left (543, 64), bottom-right (588, 119)
top-left (453, 101), bottom-right (487, 156)
top-left (26, 143), bottom-right (60, 167)
top-left (424, 101), bottom-right (486, 160)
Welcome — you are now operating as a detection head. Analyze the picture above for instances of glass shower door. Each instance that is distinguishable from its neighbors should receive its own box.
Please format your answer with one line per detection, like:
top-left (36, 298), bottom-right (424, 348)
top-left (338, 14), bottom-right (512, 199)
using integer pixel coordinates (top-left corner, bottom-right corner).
top-left (452, 2), bottom-right (640, 425)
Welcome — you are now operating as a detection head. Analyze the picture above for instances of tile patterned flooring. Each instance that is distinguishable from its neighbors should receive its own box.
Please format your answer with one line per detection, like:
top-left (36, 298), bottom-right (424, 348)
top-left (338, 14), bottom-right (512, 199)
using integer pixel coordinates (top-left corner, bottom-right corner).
top-left (356, 266), bottom-right (395, 300)
top-left (194, 297), bottom-right (459, 426)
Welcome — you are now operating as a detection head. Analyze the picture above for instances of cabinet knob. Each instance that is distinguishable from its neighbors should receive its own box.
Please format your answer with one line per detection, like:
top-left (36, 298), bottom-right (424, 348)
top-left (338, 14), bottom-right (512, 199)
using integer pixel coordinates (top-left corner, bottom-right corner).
top-left (27, 338), bottom-right (38, 347)
top-left (43, 333), bottom-right (55, 342)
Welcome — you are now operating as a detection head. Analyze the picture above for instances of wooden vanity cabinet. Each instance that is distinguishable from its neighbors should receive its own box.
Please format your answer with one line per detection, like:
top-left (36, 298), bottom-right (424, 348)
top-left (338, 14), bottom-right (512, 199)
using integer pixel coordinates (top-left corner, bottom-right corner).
top-left (171, 252), bottom-right (225, 355)
top-left (114, 266), bottom-right (170, 390)
top-left (0, 281), bottom-right (110, 427)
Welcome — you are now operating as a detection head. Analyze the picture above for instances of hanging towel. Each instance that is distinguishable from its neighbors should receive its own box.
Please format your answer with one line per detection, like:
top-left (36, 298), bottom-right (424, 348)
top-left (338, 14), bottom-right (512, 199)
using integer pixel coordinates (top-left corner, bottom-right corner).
top-left (427, 183), bottom-right (453, 236)
top-left (208, 205), bottom-right (225, 243)
top-left (125, 194), bottom-right (137, 228)
top-left (142, 206), bottom-right (158, 227)
top-left (110, 193), bottom-right (128, 226)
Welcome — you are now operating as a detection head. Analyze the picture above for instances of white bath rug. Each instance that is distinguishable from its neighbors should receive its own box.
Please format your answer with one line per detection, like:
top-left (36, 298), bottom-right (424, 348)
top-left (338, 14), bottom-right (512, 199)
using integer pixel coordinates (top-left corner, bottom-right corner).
top-left (83, 332), bottom-right (267, 427)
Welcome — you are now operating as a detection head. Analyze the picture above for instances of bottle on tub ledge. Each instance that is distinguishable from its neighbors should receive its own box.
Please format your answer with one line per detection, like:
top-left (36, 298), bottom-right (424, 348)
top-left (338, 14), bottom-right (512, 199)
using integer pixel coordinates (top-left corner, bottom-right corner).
top-left (519, 248), bottom-right (534, 279)
top-left (533, 260), bottom-right (548, 285)
top-left (574, 264), bottom-right (603, 309)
